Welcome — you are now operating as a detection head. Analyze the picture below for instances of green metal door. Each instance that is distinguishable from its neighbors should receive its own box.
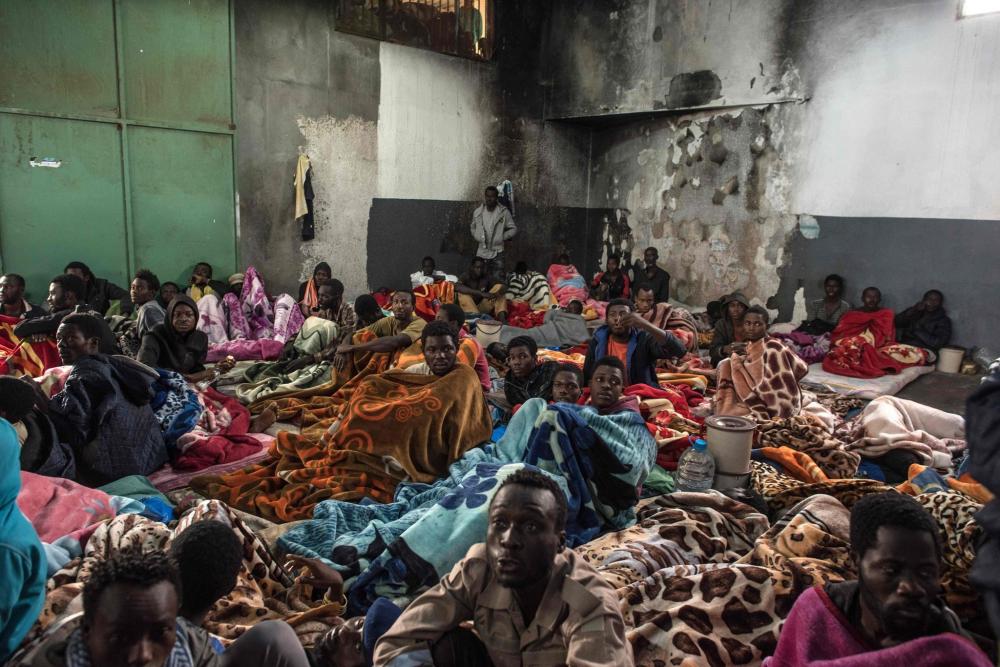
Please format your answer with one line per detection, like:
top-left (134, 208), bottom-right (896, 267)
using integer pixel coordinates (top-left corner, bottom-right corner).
top-left (129, 127), bottom-right (236, 286)
top-left (0, 115), bottom-right (130, 296)
top-left (0, 0), bottom-right (237, 302)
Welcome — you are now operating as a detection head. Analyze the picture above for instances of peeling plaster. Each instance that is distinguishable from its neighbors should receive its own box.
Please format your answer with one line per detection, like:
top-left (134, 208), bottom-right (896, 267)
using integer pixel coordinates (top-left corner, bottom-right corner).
top-left (791, 286), bottom-right (808, 324)
top-left (296, 115), bottom-right (377, 298)
top-left (593, 106), bottom-right (800, 309)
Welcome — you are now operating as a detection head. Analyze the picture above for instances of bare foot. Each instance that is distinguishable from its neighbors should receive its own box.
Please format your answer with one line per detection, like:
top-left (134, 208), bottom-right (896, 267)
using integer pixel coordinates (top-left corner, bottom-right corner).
top-left (249, 405), bottom-right (278, 433)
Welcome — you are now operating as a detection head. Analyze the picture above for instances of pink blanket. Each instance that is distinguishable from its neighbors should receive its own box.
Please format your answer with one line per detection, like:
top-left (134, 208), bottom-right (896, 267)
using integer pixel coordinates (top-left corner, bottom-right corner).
top-left (207, 338), bottom-right (285, 362)
top-left (545, 263), bottom-right (606, 318)
top-left (764, 586), bottom-right (991, 666)
top-left (199, 265), bottom-right (303, 351)
top-left (17, 472), bottom-right (121, 544)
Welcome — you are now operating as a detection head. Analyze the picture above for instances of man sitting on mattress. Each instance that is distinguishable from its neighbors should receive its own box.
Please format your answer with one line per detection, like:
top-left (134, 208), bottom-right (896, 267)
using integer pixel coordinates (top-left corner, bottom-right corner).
top-left (766, 493), bottom-right (991, 666)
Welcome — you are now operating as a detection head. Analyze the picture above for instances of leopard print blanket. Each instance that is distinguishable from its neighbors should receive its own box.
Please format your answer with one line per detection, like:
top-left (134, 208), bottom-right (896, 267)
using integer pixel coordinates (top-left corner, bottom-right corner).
top-left (580, 474), bottom-right (986, 666)
top-left (750, 459), bottom-right (886, 515)
top-left (715, 338), bottom-right (810, 420)
top-left (756, 414), bottom-right (861, 480)
top-left (614, 492), bottom-right (852, 666)
top-left (20, 500), bottom-right (341, 652)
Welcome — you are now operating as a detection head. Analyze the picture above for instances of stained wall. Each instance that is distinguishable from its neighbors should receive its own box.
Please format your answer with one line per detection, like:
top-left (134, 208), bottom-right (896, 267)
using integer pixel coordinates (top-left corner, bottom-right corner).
top-left (235, 0), bottom-right (595, 297)
top-left (547, 0), bottom-right (1000, 348)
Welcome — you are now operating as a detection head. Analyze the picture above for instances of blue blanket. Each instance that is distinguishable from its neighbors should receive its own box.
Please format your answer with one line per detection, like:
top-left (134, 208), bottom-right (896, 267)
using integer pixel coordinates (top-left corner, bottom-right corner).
top-left (278, 398), bottom-right (656, 615)
top-left (150, 369), bottom-right (202, 453)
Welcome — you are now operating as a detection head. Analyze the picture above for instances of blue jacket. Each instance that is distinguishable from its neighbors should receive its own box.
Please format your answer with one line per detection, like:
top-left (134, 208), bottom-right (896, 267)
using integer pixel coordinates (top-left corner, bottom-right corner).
top-left (583, 326), bottom-right (686, 387)
top-left (0, 418), bottom-right (46, 661)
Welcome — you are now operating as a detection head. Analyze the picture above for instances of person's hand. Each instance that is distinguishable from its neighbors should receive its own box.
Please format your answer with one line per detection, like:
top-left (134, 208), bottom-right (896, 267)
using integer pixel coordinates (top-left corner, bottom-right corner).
top-left (285, 555), bottom-right (344, 597)
top-left (333, 352), bottom-right (348, 372)
top-left (617, 312), bottom-right (644, 329)
top-left (216, 357), bottom-right (236, 374)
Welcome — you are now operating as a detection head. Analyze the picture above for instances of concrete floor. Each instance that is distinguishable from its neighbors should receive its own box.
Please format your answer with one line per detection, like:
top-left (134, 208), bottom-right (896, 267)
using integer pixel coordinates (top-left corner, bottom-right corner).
top-left (895, 370), bottom-right (982, 415)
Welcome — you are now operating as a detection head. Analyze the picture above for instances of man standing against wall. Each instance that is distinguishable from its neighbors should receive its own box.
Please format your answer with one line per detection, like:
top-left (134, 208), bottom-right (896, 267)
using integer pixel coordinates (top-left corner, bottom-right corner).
top-left (471, 185), bottom-right (516, 282)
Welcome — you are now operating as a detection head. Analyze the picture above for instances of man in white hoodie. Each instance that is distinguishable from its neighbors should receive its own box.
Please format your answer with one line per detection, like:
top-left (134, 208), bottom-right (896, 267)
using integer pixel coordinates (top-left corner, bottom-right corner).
top-left (470, 185), bottom-right (516, 281)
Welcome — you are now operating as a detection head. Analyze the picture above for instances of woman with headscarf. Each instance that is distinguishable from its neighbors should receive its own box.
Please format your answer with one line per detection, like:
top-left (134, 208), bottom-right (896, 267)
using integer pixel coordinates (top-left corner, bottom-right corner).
top-left (138, 295), bottom-right (234, 383)
top-left (138, 296), bottom-right (274, 467)
top-left (298, 262), bottom-right (332, 315)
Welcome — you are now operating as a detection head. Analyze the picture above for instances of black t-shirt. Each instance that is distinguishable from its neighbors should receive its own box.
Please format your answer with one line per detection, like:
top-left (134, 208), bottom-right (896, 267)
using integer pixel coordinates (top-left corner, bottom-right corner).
top-left (634, 265), bottom-right (670, 303)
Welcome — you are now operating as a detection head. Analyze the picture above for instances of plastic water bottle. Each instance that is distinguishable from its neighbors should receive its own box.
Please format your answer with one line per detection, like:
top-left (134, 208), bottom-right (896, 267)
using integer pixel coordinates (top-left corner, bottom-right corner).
top-left (675, 438), bottom-right (716, 492)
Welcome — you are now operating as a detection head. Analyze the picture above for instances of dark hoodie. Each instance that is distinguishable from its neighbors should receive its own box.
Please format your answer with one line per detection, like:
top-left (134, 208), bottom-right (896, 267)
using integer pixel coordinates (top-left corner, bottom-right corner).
top-left (709, 292), bottom-right (750, 365)
top-left (137, 295), bottom-right (209, 374)
top-left (48, 355), bottom-right (167, 486)
top-left (0, 419), bottom-right (46, 661)
top-left (968, 361), bottom-right (1000, 641)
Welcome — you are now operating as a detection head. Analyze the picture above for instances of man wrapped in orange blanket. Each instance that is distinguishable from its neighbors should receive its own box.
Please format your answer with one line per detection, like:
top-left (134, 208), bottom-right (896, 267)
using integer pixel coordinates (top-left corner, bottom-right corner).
top-left (193, 320), bottom-right (492, 522)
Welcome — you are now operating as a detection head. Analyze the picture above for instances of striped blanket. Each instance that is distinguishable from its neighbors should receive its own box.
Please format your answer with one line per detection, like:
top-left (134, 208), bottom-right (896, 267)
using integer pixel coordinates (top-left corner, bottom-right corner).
top-left (505, 271), bottom-right (556, 309)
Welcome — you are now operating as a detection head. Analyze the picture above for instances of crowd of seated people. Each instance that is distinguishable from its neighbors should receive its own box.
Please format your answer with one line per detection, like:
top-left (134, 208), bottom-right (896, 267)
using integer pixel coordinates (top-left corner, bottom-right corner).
top-left (0, 232), bottom-right (989, 667)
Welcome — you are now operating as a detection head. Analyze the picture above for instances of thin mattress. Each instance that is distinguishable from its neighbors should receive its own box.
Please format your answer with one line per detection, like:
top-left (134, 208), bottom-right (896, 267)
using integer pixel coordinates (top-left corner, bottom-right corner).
top-left (801, 363), bottom-right (934, 400)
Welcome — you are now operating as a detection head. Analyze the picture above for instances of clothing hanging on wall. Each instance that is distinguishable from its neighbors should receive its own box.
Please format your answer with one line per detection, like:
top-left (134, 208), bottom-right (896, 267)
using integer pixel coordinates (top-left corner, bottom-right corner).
top-left (497, 179), bottom-right (514, 217)
top-left (294, 153), bottom-right (315, 240)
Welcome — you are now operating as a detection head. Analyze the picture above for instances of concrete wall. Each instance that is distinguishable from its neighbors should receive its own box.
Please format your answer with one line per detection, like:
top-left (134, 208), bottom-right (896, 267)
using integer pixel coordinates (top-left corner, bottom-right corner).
top-left (236, 0), bottom-right (594, 298)
top-left (236, 0), bottom-right (999, 348)
top-left (776, 217), bottom-right (1000, 352)
top-left (235, 0), bottom-right (380, 298)
top-left (545, 0), bottom-right (1000, 349)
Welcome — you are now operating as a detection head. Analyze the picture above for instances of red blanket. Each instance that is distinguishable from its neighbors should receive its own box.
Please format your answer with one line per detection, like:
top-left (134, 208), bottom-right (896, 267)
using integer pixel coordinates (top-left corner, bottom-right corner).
top-left (625, 383), bottom-right (705, 471)
top-left (173, 388), bottom-right (263, 471)
top-left (506, 301), bottom-right (547, 329)
top-left (1, 315), bottom-right (61, 376)
top-left (822, 309), bottom-right (917, 379)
